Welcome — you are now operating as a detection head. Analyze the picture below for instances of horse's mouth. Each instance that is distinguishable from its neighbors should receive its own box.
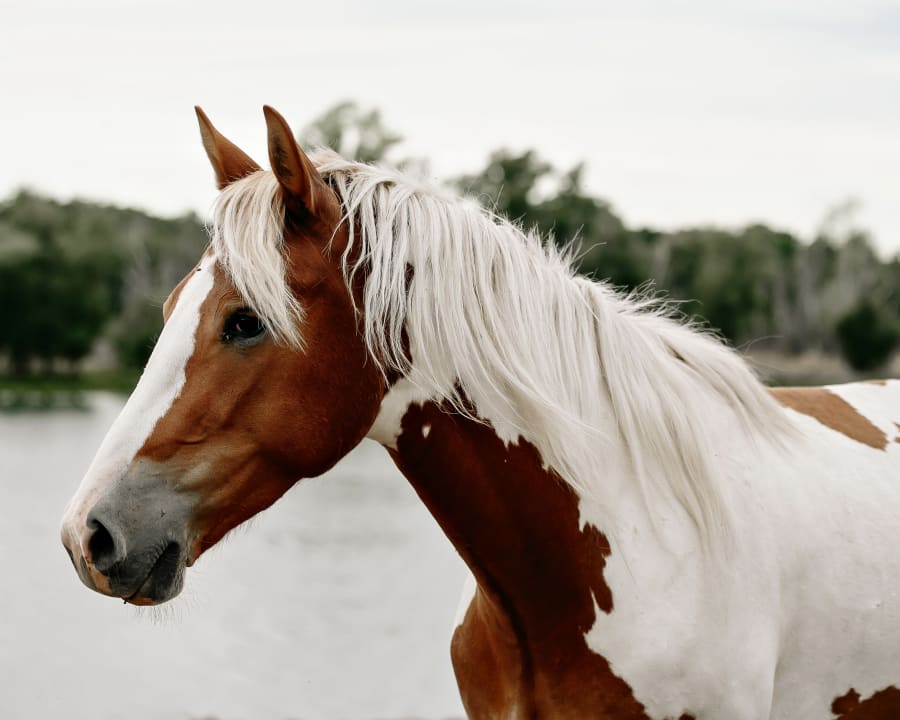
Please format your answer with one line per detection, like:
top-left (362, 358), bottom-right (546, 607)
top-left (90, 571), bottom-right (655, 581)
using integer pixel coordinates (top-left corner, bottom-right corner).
top-left (123, 541), bottom-right (186, 606)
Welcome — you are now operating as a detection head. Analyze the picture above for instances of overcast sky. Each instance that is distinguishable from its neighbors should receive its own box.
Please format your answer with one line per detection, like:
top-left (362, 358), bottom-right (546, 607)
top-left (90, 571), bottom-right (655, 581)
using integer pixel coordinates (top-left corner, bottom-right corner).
top-left (2, 0), bottom-right (898, 253)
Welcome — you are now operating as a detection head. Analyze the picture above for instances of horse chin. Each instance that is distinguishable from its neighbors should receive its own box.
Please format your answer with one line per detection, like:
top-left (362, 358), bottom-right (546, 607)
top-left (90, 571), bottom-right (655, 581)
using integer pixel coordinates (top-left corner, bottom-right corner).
top-left (124, 569), bottom-right (185, 605)
top-left (125, 588), bottom-right (180, 606)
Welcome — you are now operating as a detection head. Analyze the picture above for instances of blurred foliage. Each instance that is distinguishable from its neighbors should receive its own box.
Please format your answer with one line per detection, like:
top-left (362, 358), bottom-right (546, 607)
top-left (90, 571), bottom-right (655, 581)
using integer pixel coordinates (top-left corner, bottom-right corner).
top-left (300, 101), bottom-right (403, 164)
top-left (836, 302), bottom-right (900, 372)
top-left (0, 190), bottom-right (205, 376)
top-left (0, 101), bottom-right (897, 380)
top-left (456, 146), bottom-right (899, 370)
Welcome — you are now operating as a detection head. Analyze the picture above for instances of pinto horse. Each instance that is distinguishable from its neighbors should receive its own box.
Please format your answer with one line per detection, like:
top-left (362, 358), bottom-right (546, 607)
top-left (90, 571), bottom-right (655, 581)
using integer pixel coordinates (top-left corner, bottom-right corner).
top-left (61, 106), bottom-right (900, 719)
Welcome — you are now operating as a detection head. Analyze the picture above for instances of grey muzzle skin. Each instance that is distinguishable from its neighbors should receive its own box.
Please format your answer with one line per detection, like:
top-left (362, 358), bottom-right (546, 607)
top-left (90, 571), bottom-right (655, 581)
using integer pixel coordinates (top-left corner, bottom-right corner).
top-left (64, 468), bottom-right (196, 605)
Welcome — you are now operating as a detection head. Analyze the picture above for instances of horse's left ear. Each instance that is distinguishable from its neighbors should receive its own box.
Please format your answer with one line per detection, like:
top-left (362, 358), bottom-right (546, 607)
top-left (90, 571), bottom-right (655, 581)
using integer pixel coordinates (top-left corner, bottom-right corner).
top-left (263, 105), bottom-right (337, 221)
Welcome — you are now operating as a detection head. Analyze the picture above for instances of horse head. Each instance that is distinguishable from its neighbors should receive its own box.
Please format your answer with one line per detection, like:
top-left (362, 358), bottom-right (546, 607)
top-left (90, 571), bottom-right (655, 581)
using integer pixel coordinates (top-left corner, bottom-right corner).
top-left (60, 107), bottom-right (384, 604)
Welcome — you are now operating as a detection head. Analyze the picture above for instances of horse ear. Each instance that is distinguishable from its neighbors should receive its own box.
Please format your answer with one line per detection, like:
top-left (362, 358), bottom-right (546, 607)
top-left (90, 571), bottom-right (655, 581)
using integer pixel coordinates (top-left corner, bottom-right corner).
top-left (263, 105), bottom-right (333, 218)
top-left (195, 106), bottom-right (261, 189)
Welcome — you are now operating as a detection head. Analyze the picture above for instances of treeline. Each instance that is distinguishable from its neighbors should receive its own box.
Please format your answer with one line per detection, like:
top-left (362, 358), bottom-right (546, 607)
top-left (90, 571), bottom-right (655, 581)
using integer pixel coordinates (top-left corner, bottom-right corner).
top-left (0, 191), bottom-right (206, 375)
top-left (0, 102), bottom-right (897, 379)
top-left (456, 150), bottom-right (900, 371)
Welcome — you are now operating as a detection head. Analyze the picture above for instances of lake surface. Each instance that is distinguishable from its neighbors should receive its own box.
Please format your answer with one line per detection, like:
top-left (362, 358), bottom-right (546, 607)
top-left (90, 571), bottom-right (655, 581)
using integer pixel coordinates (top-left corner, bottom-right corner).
top-left (0, 393), bottom-right (468, 720)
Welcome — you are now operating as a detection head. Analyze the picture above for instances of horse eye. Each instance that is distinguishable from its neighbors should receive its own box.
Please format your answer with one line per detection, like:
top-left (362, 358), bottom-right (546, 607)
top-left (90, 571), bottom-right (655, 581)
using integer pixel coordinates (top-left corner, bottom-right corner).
top-left (222, 310), bottom-right (265, 343)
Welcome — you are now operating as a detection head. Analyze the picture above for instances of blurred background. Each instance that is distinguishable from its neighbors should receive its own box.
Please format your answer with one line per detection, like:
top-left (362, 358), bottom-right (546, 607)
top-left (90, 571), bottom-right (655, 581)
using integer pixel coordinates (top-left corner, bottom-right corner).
top-left (1, 1), bottom-right (898, 718)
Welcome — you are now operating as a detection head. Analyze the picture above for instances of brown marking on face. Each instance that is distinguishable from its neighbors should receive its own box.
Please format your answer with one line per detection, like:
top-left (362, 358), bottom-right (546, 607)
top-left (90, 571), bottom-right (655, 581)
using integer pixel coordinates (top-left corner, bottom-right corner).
top-left (390, 401), bottom-right (676, 719)
top-left (866, 379), bottom-right (887, 386)
top-left (832, 686), bottom-right (900, 719)
top-left (771, 387), bottom-right (888, 450)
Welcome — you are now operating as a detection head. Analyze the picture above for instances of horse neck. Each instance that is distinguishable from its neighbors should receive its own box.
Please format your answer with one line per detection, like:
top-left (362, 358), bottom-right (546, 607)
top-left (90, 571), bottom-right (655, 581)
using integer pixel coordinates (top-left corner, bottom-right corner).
top-left (368, 349), bottom-right (743, 616)
top-left (375, 387), bottom-right (623, 632)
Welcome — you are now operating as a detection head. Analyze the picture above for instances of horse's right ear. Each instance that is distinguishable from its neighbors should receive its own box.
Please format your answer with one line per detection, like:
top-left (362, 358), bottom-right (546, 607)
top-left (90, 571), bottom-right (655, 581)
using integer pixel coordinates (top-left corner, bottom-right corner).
top-left (195, 106), bottom-right (261, 189)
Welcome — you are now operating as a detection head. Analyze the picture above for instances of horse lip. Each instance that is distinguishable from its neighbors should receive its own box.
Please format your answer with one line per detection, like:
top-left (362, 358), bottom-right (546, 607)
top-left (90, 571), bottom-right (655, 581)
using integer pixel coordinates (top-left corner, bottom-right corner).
top-left (124, 541), bottom-right (185, 605)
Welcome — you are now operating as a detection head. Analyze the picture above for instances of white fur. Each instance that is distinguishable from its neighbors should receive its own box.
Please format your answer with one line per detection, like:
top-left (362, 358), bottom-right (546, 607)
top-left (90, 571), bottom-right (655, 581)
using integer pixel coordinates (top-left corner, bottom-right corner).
top-left (60, 255), bottom-right (215, 553)
top-left (210, 151), bottom-right (790, 550)
top-left (366, 377), bottom-right (436, 449)
top-left (581, 381), bottom-right (900, 719)
top-left (453, 572), bottom-right (478, 630)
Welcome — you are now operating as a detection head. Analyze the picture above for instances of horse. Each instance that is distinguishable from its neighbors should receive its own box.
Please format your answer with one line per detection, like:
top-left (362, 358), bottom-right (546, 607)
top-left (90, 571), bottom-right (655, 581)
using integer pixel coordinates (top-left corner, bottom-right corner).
top-left (60, 106), bottom-right (900, 719)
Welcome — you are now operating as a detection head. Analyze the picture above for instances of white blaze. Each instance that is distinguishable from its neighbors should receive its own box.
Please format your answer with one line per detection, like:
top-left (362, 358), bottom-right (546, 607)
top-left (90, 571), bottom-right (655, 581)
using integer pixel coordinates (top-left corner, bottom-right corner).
top-left (61, 257), bottom-right (215, 552)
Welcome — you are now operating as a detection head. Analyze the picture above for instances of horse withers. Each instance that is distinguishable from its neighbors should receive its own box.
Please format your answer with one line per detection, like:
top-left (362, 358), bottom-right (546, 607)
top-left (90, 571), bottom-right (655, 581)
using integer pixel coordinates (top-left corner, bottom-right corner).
top-left (61, 107), bottom-right (900, 719)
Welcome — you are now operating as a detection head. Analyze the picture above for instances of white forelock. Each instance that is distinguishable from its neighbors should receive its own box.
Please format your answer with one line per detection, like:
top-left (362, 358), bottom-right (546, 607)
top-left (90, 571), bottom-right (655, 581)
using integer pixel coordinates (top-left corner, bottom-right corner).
top-left (210, 171), bottom-right (304, 347)
top-left (209, 149), bottom-right (790, 548)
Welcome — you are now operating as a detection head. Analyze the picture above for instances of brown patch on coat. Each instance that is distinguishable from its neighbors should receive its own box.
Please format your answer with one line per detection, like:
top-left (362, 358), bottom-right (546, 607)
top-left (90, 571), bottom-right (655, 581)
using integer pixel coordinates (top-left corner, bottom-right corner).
top-left (866, 380), bottom-right (887, 386)
top-left (832, 686), bottom-right (900, 719)
top-left (390, 402), bottom-right (679, 719)
top-left (771, 387), bottom-right (888, 450)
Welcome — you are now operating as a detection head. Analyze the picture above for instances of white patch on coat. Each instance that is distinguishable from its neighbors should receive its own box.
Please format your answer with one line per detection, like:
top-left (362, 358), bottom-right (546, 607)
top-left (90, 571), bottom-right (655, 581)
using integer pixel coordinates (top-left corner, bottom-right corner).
top-left (367, 365), bottom-right (528, 452)
top-left (579, 382), bottom-right (900, 720)
top-left (60, 256), bottom-right (216, 556)
top-left (453, 572), bottom-right (479, 631)
top-left (366, 377), bottom-right (436, 449)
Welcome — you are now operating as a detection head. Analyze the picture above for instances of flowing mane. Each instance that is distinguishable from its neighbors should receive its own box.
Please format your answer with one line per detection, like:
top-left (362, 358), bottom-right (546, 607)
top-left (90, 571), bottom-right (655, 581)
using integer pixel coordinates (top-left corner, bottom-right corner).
top-left (210, 149), bottom-right (788, 546)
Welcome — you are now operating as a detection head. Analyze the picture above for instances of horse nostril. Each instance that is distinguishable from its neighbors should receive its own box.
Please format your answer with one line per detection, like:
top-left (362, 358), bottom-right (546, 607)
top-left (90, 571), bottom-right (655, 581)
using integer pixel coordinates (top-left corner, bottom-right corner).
top-left (87, 517), bottom-right (119, 574)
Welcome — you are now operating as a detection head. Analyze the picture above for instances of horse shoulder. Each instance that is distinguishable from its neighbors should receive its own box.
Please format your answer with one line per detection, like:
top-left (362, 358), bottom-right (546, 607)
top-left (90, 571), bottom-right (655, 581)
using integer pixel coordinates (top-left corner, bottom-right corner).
top-left (452, 584), bottom-right (530, 719)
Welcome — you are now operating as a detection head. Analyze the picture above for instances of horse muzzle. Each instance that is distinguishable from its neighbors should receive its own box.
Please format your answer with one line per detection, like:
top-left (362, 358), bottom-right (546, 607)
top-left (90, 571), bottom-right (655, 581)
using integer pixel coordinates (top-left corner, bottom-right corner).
top-left (60, 468), bottom-right (195, 605)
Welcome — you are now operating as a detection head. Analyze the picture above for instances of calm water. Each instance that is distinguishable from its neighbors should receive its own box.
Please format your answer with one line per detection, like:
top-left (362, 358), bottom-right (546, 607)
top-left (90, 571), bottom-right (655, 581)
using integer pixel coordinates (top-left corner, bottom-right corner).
top-left (0, 393), bottom-right (467, 720)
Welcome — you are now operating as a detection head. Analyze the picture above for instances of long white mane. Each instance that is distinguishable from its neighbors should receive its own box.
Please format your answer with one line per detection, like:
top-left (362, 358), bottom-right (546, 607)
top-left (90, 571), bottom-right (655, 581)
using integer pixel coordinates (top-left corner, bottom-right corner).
top-left (210, 150), bottom-right (788, 547)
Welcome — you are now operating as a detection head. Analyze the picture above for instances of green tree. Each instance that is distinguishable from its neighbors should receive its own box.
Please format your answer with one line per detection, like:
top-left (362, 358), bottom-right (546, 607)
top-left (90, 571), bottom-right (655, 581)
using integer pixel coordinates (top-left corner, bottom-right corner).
top-left (457, 149), bottom-right (553, 222)
top-left (0, 193), bottom-right (123, 373)
top-left (836, 302), bottom-right (900, 372)
top-left (456, 150), bottom-right (635, 283)
top-left (0, 191), bottom-right (206, 375)
top-left (300, 101), bottom-right (403, 163)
